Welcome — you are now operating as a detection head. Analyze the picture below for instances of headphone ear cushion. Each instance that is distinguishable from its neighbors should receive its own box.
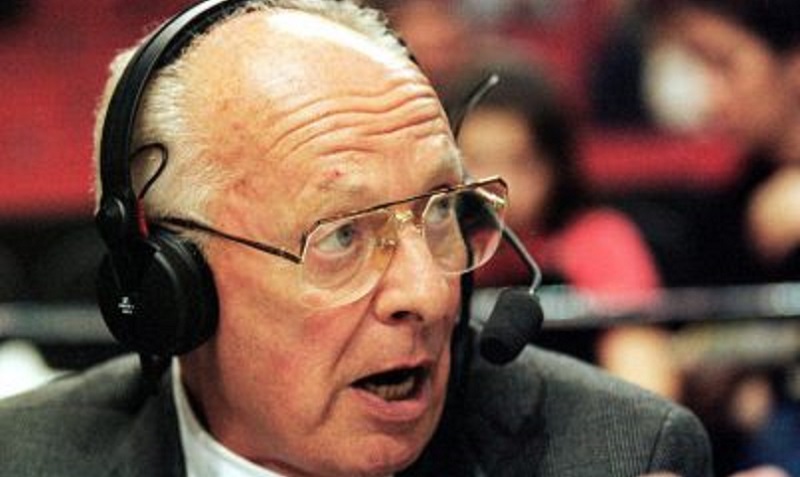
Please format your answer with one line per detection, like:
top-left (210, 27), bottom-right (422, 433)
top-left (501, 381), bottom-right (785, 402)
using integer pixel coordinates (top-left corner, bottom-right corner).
top-left (97, 226), bottom-right (218, 356)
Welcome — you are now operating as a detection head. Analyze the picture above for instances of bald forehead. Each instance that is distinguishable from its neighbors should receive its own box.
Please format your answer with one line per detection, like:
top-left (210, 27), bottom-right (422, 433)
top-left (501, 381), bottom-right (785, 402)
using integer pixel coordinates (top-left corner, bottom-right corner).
top-left (265, 9), bottom-right (408, 69)
top-left (171, 6), bottom-right (458, 240)
top-left (179, 7), bottom-right (434, 148)
top-left (176, 7), bottom-right (446, 176)
top-left (185, 8), bottom-right (417, 89)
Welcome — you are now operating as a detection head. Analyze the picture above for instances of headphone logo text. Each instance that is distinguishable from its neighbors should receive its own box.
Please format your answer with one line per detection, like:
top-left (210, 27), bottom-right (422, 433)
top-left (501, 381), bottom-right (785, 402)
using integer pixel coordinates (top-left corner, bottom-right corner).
top-left (118, 296), bottom-right (136, 316)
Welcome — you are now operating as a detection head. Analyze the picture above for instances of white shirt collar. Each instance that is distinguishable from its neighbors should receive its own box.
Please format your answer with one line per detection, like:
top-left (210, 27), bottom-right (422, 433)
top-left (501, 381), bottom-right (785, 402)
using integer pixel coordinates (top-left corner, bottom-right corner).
top-left (171, 360), bottom-right (286, 477)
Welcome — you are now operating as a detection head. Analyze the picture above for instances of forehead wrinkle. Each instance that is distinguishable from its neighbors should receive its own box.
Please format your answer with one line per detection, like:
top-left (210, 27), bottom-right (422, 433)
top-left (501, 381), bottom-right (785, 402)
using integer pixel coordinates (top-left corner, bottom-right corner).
top-left (178, 9), bottom-right (422, 172)
top-left (309, 147), bottom-right (463, 206)
top-left (260, 82), bottom-right (444, 162)
top-left (290, 131), bottom-right (462, 215)
top-left (179, 9), bottom-right (458, 235)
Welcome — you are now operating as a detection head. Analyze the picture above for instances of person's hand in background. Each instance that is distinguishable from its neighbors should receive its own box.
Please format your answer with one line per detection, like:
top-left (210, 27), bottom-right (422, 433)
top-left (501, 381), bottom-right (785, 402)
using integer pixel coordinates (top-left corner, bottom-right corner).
top-left (730, 465), bottom-right (792, 477)
top-left (748, 167), bottom-right (800, 263)
top-left (641, 465), bottom-right (791, 477)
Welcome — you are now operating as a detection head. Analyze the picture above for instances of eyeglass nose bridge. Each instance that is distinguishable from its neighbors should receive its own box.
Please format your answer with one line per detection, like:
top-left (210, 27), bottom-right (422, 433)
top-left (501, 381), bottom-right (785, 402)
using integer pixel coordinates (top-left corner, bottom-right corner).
top-left (374, 205), bottom-right (428, 252)
top-left (393, 208), bottom-right (419, 227)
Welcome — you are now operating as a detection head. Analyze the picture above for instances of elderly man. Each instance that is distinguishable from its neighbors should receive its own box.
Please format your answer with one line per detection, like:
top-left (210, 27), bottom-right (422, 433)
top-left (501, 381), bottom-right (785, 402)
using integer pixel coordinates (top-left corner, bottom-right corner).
top-left (0, 1), bottom-right (711, 476)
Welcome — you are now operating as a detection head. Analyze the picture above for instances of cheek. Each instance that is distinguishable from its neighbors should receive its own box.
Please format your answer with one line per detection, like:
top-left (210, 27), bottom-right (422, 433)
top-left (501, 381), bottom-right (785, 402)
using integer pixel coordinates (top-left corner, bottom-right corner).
top-left (506, 170), bottom-right (551, 229)
top-left (210, 247), bottom-right (347, 401)
top-left (707, 53), bottom-right (782, 136)
top-left (208, 259), bottom-right (372, 456)
top-left (214, 255), bottom-right (353, 378)
top-left (212, 247), bottom-right (364, 382)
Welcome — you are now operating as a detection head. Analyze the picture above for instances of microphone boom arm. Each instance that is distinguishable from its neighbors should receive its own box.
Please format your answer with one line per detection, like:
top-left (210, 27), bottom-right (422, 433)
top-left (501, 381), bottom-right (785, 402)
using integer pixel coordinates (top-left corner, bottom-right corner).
top-left (501, 225), bottom-right (542, 293)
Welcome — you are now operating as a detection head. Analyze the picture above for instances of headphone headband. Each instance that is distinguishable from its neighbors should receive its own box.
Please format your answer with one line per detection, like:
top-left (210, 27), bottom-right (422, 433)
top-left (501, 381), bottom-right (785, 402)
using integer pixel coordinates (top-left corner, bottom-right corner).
top-left (95, 0), bottom-right (254, 360)
top-left (98, 0), bottom-right (251, 248)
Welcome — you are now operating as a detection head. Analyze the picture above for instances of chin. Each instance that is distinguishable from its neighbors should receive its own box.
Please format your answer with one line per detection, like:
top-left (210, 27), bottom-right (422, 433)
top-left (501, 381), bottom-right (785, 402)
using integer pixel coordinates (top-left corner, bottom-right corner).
top-left (349, 439), bottom-right (426, 477)
top-left (334, 422), bottom-right (441, 477)
top-left (267, 437), bottom-right (426, 477)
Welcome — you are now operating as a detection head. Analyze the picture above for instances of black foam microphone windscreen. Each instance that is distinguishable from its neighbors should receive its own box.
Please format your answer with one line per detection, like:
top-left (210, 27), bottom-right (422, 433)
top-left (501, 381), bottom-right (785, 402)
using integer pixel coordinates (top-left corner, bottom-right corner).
top-left (479, 287), bottom-right (544, 365)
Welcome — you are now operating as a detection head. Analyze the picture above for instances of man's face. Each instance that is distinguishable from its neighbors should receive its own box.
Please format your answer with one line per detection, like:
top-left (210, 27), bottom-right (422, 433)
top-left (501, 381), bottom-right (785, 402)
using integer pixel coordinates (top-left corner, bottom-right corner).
top-left (671, 7), bottom-right (791, 150)
top-left (180, 11), bottom-right (462, 477)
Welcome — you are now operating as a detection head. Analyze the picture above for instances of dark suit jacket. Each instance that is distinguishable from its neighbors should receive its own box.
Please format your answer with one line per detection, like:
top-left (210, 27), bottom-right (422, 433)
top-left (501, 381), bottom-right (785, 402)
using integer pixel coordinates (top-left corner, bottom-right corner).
top-left (0, 345), bottom-right (712, 476)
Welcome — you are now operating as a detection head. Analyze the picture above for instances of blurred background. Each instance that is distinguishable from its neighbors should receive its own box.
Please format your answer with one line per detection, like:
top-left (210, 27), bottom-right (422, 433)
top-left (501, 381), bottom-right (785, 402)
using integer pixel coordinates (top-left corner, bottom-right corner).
top-left (1, 1), bottom-right (799, 475)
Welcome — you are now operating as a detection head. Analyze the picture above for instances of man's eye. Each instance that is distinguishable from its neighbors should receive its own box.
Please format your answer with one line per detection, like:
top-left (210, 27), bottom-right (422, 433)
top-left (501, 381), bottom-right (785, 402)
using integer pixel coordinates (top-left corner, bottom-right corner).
top-left (314, 221), bottom-right (359, 254)
top-left (427, 194), bottom-right (456, 225)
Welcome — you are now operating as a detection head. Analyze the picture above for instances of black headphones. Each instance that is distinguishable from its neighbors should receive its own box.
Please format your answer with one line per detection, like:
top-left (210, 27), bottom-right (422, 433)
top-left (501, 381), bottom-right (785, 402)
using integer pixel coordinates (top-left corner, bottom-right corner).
top-left (96, 0), bottom-right (545, 364)
top-left (95, 0), bottom-right (251, 358)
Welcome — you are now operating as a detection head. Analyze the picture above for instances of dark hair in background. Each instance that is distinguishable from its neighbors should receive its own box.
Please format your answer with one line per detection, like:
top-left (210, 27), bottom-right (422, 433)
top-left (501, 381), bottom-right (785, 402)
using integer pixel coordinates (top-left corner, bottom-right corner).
top-left (0, 0), bottom-right (30, 27)
top-left (447, 61), bottom-right (588, 232)
top-left (650, 0), bottom-right (800, 53)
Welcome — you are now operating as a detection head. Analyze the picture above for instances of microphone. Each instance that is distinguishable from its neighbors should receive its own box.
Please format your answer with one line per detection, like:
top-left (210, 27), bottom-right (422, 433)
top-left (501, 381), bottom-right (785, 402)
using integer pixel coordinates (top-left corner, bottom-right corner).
top-left (478, 226), bottom-right (545, 365)
top-left (449, 71), bottom-right (545, 364)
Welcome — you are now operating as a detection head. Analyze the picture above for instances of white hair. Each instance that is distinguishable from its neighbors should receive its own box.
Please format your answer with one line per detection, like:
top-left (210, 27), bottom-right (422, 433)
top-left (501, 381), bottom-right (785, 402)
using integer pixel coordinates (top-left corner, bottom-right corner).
top-left (93, 0), bottom-right (409, 233)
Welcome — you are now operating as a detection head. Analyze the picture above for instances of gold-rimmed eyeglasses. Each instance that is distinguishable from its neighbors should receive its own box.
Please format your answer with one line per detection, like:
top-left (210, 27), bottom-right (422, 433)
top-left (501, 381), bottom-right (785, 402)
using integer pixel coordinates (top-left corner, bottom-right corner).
top-left (159, 176), bottom-right (508, 308)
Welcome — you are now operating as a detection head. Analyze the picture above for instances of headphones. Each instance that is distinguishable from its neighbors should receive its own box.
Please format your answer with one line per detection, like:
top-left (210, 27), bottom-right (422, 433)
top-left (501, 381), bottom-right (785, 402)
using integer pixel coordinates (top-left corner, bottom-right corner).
top-left (95, 0), bottom-right (251, 358)
top-left (95, 0), bottom-right (545, 363)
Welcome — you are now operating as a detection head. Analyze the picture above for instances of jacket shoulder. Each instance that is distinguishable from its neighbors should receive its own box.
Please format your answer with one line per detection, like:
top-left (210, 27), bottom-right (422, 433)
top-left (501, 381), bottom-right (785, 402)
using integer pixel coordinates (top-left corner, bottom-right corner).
top-left (465, 345), bottom-right (712, 477)
top-left (0, 354), bottom-right (145, 411)
top-left (0, 354), bottom-right (176, 476)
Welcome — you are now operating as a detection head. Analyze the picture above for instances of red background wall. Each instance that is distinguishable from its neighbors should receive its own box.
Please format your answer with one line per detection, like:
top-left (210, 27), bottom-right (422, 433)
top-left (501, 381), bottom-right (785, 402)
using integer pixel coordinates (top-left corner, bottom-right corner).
top-left (0, 1), bottom-right (743, 219)
top-left (0, 1), bottom-right (191, 218)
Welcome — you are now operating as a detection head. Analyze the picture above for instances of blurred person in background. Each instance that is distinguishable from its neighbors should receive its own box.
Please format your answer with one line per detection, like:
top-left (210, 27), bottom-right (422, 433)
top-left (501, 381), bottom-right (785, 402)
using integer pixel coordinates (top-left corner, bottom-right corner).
top-left (653, 0), bottom-right (800, 285)
top-left (650, 1), bottom-right (800, 474)
top-left (454, 62), bottom-right (660, 295)
top-left (452, 60), bottom-right (681, 400)
top-left (589, 0), bottom-right (714, 132)
top-left (367, 0), bottom-right (476, 103)
top-left (682, 363), bottom-right (797, 476)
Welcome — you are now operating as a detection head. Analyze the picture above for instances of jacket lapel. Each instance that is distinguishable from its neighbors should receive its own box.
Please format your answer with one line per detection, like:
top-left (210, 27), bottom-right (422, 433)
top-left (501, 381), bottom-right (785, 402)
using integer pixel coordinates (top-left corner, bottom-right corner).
top-left (462, 351), bottom-right (547, 477)
top-left (400, 346), bottom-right (546, 477)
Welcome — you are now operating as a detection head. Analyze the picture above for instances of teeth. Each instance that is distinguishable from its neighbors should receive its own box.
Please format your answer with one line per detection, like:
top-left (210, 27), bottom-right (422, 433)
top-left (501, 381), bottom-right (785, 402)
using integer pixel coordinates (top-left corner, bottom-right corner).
top-left (355, 368), bottom-right (426, 401)
top-left (362, 375), bottom-right (416, 401)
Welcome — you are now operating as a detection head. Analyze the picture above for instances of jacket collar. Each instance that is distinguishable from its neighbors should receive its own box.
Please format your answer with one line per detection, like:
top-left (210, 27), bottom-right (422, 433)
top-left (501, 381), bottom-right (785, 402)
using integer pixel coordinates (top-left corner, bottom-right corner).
top-left (106, 362), bottom-right (185, 477)
top-left (399, 344), bottom-right (545, 477)
top-left (460, 349), bottom-right (546, 477)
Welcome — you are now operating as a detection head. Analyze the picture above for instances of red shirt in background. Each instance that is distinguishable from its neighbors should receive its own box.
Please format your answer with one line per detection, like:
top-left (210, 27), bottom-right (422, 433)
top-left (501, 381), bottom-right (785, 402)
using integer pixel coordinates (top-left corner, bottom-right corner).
top-left (476, 207), bottom-right (661, 297)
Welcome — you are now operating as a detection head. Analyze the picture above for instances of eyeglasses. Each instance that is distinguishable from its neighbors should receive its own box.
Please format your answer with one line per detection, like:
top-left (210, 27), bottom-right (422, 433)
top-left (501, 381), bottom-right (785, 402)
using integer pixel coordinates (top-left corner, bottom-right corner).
top-left (159, 176), bottom-right (508, 309)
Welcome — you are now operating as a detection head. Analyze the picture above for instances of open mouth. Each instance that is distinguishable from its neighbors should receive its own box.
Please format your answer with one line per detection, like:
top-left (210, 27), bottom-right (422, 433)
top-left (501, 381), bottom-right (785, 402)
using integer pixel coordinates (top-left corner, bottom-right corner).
top-left (352, 366), bottom-right (429, 402)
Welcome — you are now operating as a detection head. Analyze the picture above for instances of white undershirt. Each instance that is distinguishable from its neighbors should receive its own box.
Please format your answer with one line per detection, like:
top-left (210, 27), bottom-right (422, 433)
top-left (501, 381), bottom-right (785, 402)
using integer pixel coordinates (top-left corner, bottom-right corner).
top-left (172, 361), bottom-right (286, 477)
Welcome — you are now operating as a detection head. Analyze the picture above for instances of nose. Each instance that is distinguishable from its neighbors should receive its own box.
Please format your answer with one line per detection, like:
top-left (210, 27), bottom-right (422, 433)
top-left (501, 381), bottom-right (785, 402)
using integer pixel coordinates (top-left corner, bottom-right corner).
top-left (371, 225), bottom-right (457, 325)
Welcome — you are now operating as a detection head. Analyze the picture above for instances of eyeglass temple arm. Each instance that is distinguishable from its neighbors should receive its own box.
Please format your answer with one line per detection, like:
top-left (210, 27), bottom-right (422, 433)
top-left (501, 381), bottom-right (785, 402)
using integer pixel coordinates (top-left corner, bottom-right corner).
top-left (159, 216), bottom-right (302, 264)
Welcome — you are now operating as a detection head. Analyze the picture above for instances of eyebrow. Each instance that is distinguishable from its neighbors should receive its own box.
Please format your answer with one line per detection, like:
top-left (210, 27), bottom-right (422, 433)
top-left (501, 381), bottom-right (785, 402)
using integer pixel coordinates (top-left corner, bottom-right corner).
top-left (311, 175), bottom-right (498, 231)
top-left (431, 149), bottom-right (464, 183)
top-left (295, 144), bottom-right (463, 231)
top-left (312, 146), bottom-right (462, 201)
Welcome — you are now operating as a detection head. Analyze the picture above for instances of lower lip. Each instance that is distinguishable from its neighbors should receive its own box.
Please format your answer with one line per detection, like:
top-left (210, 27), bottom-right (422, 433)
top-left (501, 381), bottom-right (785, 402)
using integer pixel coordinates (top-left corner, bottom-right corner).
top-left (350, 375), bottom-right (433, 424)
